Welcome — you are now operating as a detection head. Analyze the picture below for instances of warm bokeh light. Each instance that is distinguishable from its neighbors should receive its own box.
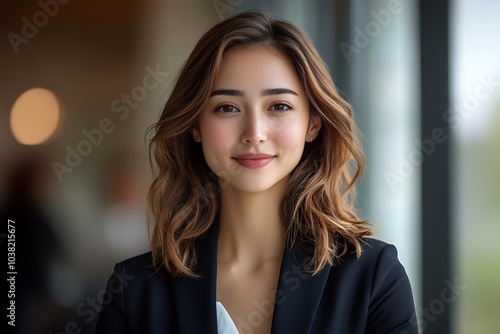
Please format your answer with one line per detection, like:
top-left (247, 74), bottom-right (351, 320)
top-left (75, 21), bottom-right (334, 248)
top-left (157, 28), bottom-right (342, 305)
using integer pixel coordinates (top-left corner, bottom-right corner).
top-left (10, 87), bottom-right (62, 145)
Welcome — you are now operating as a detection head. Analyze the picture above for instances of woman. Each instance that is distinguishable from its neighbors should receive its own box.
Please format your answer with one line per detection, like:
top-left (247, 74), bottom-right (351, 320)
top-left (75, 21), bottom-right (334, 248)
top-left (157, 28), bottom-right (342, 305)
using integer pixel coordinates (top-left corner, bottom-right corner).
top-left (96, 11), bottom-right (417, 334)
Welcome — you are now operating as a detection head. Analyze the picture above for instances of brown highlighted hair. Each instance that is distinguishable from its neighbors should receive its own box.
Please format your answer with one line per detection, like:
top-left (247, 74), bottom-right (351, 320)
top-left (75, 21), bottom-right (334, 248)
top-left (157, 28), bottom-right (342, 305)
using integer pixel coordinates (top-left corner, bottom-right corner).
top-left (147, 11), bottom-right (373, 277)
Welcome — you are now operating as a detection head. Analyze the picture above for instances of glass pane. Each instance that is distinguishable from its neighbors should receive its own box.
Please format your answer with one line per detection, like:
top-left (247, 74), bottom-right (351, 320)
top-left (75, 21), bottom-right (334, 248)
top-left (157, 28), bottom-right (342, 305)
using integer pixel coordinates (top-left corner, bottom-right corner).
top-left (452, 0), bottom-right (500, 332)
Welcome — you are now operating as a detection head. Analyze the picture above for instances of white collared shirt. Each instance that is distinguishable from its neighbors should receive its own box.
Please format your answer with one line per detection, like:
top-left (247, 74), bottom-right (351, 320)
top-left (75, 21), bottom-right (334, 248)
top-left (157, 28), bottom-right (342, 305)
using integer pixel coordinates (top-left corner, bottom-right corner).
top-left (216, 302), bottom-right (239, 334)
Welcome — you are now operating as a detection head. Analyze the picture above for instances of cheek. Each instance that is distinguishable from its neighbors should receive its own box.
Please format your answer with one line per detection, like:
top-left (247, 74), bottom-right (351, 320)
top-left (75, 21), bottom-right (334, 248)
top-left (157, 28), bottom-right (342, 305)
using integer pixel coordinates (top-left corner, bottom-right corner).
top-left (200, 121), bottom-right (237, 154)
top-left (273, 117), bottom-right (308, 147)
top-left (199, 121), bottom-right (240, 180)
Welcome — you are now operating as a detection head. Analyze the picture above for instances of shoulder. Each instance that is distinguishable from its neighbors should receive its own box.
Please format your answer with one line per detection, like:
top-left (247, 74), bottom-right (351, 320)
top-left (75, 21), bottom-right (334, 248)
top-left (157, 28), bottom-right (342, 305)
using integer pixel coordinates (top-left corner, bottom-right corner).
top-left (359, 237), bottom-right (401, 270)
top-left (335, 237), bottom-right (400, 270)
top-left (355, 238), bottom-right (409, 288)
top-left (359, 238), bottom-right (407, 280)
top-left (96, 253), bottom-right (180, 332)
top-left (102, 251), bottom-right (178, 314)
top-left (319, 238), bottom-right (417, 332)
top-left (109, 252), bottom-right (173, 289)
top-left (324, 237), bottom-right (410, 293)
top-left (359, 237), bottom-right (397, 258)
top-left (116, 252), bottom-right (155, 274)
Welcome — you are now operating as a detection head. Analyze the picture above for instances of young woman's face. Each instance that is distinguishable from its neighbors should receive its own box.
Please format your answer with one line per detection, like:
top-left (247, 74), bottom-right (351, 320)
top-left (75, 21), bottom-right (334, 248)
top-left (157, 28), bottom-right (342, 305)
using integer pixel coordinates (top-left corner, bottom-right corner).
top-left (193, 44), bottom-right (321, 193)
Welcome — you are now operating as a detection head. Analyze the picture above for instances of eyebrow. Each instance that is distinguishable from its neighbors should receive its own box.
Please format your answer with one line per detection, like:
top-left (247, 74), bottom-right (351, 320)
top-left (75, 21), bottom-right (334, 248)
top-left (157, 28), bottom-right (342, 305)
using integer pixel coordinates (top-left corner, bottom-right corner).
top-left (209, 87), bottom-right (298, 97)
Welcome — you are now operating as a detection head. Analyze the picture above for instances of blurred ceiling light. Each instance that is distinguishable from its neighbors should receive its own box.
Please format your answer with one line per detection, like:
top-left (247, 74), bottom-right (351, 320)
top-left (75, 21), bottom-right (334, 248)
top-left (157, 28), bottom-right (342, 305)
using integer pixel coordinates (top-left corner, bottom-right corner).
top-left (10, 87), bottom-right (63, 145)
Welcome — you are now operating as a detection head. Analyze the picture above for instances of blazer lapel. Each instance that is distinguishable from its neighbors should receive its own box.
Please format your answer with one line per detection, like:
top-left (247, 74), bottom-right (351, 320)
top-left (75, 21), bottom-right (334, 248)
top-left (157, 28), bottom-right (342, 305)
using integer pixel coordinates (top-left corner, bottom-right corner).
top-left (171, 221), bottom-right (219, 334)
top-left (270, 245), bottom-right (331, 334)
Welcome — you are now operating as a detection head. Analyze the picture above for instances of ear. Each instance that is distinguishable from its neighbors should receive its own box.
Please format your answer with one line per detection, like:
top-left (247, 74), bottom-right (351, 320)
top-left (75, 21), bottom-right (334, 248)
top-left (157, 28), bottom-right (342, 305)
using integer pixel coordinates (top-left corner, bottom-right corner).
top-left (306, 112), bottom-right (322, 142)
top-left (191, 127), bottom-right (202, 142)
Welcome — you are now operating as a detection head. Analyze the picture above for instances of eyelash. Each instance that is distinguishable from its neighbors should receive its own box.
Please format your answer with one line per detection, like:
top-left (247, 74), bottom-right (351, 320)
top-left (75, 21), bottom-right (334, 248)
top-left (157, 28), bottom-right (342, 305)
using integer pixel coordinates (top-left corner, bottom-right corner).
top-left (214, 104), bottom-right (239, 113)
top-left (269, 102), bottom-right (292, 112)
top-left (214, 102), bottom-right (293, 114)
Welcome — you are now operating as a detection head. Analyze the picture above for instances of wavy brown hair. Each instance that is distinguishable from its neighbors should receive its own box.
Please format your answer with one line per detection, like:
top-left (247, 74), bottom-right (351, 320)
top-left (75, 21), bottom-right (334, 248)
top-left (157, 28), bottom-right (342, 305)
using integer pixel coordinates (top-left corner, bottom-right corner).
top-left (147, 11), bottom-right (373, 277)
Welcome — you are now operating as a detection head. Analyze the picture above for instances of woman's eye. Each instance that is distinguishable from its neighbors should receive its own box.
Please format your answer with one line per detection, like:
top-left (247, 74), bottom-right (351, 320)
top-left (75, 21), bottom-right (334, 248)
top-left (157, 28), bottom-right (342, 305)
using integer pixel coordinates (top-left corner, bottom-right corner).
top-left (269, 103), bottom-right (292, 112)
top-left (215, 105), bottom-right (239, 113)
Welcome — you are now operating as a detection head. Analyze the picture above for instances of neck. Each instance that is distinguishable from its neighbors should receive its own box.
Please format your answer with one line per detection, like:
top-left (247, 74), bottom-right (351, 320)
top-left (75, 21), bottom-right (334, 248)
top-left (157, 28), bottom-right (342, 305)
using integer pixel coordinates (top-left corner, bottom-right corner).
top-left (217, 178), bottom-right (287, 272)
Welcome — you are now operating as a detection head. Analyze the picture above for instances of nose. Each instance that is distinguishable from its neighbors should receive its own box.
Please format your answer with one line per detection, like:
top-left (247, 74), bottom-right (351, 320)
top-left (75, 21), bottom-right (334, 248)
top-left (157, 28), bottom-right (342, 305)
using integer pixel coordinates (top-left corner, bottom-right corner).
top-left (240, 110), bottom-right (269, 145)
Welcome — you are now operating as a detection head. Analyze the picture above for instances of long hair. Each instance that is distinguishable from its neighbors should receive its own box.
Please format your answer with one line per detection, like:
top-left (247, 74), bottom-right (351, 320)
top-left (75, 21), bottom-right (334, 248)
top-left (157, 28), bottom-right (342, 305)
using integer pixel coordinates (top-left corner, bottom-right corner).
top-left (147, 11), bottom-right (373, 277)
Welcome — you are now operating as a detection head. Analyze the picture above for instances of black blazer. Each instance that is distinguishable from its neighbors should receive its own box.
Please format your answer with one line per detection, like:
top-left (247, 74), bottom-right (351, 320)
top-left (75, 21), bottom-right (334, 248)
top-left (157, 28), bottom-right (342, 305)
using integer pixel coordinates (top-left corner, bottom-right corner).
top-left (95, 221), bottom-right (418, 333)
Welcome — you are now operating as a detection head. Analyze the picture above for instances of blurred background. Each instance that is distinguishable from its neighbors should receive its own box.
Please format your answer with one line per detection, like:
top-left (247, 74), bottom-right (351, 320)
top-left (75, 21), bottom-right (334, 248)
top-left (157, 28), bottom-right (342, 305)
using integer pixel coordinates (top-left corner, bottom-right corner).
top-left (0, 0), bottom-right (498, 333)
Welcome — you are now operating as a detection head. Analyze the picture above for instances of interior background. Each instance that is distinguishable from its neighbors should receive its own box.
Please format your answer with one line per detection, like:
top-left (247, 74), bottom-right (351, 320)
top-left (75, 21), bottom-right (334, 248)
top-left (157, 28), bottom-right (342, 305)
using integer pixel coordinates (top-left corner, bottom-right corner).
top-left (1, 0), bottom-right (498, 333)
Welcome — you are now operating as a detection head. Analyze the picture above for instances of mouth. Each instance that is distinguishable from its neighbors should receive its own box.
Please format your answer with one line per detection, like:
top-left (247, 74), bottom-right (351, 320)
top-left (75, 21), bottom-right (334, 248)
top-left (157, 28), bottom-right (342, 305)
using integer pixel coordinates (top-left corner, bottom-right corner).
top-left (232, 153), bottom-right (276, 169)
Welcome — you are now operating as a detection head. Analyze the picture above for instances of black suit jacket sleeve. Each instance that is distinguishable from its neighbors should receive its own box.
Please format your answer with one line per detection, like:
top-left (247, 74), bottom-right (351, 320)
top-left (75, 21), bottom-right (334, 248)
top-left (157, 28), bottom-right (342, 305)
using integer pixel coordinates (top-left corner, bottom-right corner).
top-left (95, 222), bottom-right (418, 334)
top-left (96, 257), bottom-right (181, 334)
top-left (366, 244), bottom-right (417, 333)
top-left (96, 263), bottom-right (129, 334)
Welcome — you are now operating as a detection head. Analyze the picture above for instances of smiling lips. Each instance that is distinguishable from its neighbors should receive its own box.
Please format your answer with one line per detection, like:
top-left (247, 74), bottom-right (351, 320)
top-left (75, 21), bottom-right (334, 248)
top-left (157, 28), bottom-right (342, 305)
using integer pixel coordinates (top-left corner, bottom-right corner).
top-left (233, 153), bottom-right (275, 168)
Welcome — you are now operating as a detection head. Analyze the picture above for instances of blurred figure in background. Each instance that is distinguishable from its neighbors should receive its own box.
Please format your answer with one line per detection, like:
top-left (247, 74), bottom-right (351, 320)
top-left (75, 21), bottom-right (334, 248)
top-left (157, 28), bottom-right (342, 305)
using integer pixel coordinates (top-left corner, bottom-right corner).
top-left (100, 149), bottom-right (150, 263)
top-left (1, 154), bottom-right (67, 333)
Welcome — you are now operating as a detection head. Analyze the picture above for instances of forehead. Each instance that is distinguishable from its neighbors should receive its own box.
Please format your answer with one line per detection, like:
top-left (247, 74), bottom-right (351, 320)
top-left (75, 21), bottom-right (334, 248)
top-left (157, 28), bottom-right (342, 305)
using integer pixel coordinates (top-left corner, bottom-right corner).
top-left (214, 44), bottom-right (303, 92)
